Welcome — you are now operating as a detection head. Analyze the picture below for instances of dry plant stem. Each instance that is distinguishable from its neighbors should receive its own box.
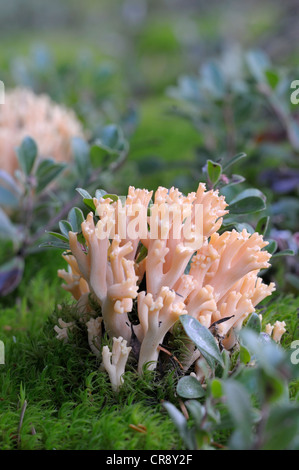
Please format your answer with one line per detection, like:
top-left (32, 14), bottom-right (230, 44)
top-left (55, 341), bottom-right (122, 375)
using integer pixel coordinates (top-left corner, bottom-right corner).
top-left (129, 424), bottom-right (147, 434)
top-left (179, 399), bottom-right (189, 420)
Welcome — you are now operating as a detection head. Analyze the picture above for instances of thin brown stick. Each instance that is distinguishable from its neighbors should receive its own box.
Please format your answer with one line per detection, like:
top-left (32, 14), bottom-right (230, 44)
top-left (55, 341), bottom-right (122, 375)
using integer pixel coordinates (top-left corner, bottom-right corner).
top-left (211, 441), bottom-right (227, 449)
top-left (158, 345), bottom-right (184, 370)
top-left (129, 424), bottom-right (147, 434)
top-left (179, 399), bottom-right (189, 420)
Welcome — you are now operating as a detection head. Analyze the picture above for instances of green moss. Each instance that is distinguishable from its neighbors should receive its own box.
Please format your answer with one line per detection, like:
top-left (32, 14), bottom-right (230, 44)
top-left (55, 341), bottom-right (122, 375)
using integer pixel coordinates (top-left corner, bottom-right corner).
top-left (258, 293), bottom-right (299, 347)
top-left (1, 249), bottom-right (299, 449)
top-left (0, 266), bottom-right (183, 450)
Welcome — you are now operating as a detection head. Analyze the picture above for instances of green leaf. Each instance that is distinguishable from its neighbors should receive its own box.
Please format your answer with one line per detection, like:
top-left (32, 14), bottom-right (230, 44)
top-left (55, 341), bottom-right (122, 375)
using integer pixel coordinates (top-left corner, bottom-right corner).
top-left (240, 345), bottom-right (251, 365)
top-left (76, 188), bottom-right (92, 200)
top-left (102, 193), bottom-right (118, 203)
top-left (59, 220), bottom-right (73, 239)
top-left (223, 174), bottom-right (246, 188)
top-left (39, 240), bottom-right (70, 250)
top-left (83, 198), bottom-right (96, 212)
top-left (246, 50), bottom-right (269, 82)
top-left (0, 207), bottom-right (18, 238)
top-left (95, 125), bottom-right (126, 155)
top-left (224, 380), bottom-right (253, 448)
top-left (180, 315), bottom-right (224, 368)
top-left (95, 189), bottom-right (108, 199)
top-left (265, 69), bottom-right (280, 89)
top-left (176, 376), bottom-right (206, 399)
top-left (0, 186), bottom-right (19, 208)
top-left (229, 189), bottom-right (266, 214)
top-left (239, 329), bottom-right (288, 378)
top-left (201, 61), bottom-right (225, 98)
top-left (185, 400), bottom-right (205, 430)
top-left (36, 159), bottom-right (66, 193)
top-left (67, 207), bottom-right (85, 233)
top-left (207, 160), bottom-right (222, 186)
top-left (265, 239), bottom-right (277, 255)
top-left (285, 273), bottom-right (299, 290)
top-left (90, 144), bottom-right (106, 168)
top-left (210, 378), bottom-right (223, 399)
top-left (72, 137), bottom-right (90, 179)
top-left (287, 118), bottom-right (299, 150)
top-left (223, 153), bottom-right (247, 172)
top-left (163, 402), bottom-right (196, 450)
top-left (255, 216), bottom-right (269, 236)
top-left (16, 136), bottom-right (38, 176)
top-left (221, 220), bottom-right (255, 234)
top-left (205, 396), bottom-right (221, 424)
top-left (262, 372), bottom-right (288, 403)
top-left (46, 231), bottom-right (69, 243)
top-left (136, 244), bottom-right (148, 264)
top-left (272, 249), bottom-right (295, 258)
top-left (100, 124), bottom-right (120, 149)
top-left (262, 405), bottom-right (299, 450)
top-left (219, 349), bottom-right (231, 379)
top-left (245, 312), bottom-right (261, 334)
top-left (0, 170), bottom-right (21, 196)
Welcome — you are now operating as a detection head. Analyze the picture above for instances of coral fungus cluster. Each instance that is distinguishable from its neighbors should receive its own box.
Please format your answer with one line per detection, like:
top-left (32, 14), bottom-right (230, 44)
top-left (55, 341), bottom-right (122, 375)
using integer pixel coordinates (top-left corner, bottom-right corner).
top-left (56, 183), bottom-right (278, 391)
top-left (0, 87), bottom-right (83, 175)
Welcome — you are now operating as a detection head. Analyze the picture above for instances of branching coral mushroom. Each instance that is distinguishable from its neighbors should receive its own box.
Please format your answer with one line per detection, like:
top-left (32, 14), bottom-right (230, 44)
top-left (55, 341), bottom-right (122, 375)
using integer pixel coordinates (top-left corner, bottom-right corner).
top-left (56, 183), bottom-right (280, 391)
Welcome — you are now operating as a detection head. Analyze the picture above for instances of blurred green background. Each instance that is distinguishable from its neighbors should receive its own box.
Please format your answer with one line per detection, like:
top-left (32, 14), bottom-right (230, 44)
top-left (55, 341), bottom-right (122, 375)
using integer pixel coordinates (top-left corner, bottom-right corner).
top-left (1, 0), bottom-right (298, 189)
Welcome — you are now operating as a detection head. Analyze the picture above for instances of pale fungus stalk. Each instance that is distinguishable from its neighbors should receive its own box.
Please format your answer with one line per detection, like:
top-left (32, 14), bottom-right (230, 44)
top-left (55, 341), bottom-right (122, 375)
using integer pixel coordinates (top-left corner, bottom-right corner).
top-left (136, 288), bottom-right (187, 374)
top-left (54, 318), bottom-right (75, 343)
top-left (101, 337), bottom-right (132, 392)
top-left (265, 321), bottom-right (286, 343)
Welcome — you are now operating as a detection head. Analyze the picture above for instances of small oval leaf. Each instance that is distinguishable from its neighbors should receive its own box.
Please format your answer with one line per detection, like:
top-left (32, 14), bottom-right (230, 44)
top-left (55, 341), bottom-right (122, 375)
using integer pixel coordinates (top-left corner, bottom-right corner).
top-left (16, 136), bottom-right (38, 176)
top-left (229, 189), bottom-right (266, 214)
top-left (176, 376), bottom-right (206, 399)
top-left (207, 160), bottom-right (222, 186)
top-left (59, 220), bottom-right (73, 239)
top-left (67, 207), bottom-right (85, 233)
top-left (180, 315), bottom-right (224, 368)
top-left (245, 312), bottom-right (261, 334)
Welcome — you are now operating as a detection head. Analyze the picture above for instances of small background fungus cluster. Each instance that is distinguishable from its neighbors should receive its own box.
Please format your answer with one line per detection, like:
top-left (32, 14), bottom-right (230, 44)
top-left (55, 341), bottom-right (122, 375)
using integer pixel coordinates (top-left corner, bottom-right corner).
top-left (0, 87), bottom-right (83, 176)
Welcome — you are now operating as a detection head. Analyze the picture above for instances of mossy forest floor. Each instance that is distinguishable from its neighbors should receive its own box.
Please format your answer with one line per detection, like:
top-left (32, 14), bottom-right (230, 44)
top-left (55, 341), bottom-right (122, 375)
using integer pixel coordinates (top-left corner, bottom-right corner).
top-left (0, 251), bottom-right (298, 450)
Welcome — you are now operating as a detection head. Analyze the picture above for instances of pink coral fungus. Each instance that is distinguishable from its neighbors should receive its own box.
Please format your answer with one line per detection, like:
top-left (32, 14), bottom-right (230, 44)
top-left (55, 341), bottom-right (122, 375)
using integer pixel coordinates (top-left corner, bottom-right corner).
top-left (56, 184), bottom-right (278, 389)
